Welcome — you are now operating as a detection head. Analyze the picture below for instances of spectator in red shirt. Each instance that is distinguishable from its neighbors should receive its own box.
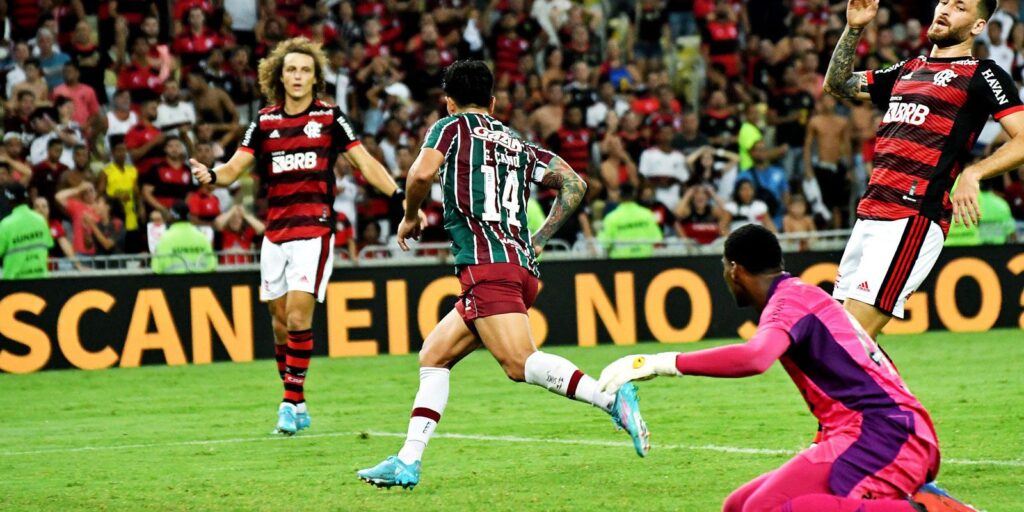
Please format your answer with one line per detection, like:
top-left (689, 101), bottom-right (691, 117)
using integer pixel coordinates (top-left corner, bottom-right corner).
top-left (117, 36), bottom-right (166, 104)
top-left (173, 7), bottom-right (222, 78)
top-left (29, 138), bottom-right (69, 210)
top-left (547, 105), bottom-right (601, 200)
top-left (492, 12), bottom-right (529, 81)
top-left (125, 100), bottom-right (166, 176)
top-left (645, 85), bottom-right (684, 131)
top-left (4, 91), bottom-right (36, 141)
top-left (217, 204), bottom-right (265, 264)
top-left (187, 183), bottom-right (221, 226)
top-left (52, 63), bottom-right (100, 136)
top-left (333, 211), bottom-right (357, 261)
top-left (32, 196), bottom-right (83, 270)
top-left (142, 137), bottom-right (195, 219)
top-left (701, 0), bottom-right (742, 78)
top-left (54, 180), bottom-right (102, 256)
top-left (173, 0), bottom-right (214, 25)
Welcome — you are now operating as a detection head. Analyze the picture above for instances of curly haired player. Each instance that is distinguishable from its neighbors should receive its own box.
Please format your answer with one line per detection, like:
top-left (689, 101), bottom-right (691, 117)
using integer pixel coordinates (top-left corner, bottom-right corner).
top-left (190, 37), bottom-right (404, 435)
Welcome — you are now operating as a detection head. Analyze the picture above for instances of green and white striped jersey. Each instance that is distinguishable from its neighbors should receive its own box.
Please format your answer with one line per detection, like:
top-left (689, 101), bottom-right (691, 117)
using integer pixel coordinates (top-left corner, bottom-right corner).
top-left (422, 112), bottom-right (556, 276)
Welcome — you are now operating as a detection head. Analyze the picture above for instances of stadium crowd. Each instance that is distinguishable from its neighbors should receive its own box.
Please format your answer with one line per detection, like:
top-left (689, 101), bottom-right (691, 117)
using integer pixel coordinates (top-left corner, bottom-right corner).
top-left (1, 0), bottom-right (1024, 274)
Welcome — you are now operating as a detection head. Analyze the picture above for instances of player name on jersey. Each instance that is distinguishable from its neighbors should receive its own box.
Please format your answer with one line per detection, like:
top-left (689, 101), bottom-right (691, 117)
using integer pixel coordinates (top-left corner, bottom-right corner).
top-left (424, 113), bottom-right (558, 276)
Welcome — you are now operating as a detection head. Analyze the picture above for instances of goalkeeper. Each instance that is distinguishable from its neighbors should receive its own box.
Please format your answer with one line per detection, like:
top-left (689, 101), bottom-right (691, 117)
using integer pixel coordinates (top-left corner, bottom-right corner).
top-left (599, 225), bottom-right (972, 512)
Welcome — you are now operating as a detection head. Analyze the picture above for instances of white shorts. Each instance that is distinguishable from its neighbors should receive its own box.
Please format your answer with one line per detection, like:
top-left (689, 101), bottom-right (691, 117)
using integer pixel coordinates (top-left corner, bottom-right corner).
top-left (260, 234), bottom-right (334, 303)
top-left (833, 217), bottom-right (944, 318)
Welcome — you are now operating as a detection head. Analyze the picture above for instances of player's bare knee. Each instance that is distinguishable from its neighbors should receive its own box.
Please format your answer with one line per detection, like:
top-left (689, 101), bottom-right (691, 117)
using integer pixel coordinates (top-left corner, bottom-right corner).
top-left (497, 353), bottom-right (530, 382)
top-left (502, 361), bottom-right (527, 382)
top-left (285, 310), bottom-right (310, 332)
top-left (418, 349), bottom-right (444, 368)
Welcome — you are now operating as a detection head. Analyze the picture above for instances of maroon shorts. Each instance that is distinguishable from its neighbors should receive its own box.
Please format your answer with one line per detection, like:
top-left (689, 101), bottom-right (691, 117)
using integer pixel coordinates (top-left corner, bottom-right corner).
top-left (454, 263), bottom-right (539, 326)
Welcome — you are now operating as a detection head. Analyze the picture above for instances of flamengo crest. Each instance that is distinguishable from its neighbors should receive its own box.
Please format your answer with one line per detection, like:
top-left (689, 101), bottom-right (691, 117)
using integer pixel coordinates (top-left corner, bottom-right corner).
top-left (933, 69), bottom-right (957, 87)
top-left (304, 121), bottom-right (322, 139)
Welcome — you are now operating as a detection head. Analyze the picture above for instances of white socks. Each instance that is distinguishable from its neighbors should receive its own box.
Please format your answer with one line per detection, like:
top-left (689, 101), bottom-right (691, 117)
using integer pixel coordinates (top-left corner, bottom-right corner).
top-left (524, 351), bottom-right (615, 412)
top-left (397, 367), bottom-right (450, 465)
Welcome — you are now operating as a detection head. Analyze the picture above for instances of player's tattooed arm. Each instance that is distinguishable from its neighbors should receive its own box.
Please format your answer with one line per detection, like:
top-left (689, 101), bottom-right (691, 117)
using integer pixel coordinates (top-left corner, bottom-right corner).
top-left (533, 157), bottom-right (587, 251)
top-left (823, 26), bottom-right (870, 101)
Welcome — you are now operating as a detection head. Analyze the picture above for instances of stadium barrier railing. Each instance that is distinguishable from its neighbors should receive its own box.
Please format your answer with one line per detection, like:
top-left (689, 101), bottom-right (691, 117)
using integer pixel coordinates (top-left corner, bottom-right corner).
top-left (1, 242), bottom-right (1021, 373)
top-left (18, 230), bottom-right (864, 277)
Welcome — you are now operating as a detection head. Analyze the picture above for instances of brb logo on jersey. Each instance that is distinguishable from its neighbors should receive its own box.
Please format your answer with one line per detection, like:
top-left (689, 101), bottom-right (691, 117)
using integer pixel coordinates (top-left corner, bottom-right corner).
top-left (883, 100), bottom-right (930, 126)
top-left (272, 151), bottom-right (318, 173)
top-left (933, 69), bottom-right (957, 87)
top-left (471, 126), bottom-right (523, 152)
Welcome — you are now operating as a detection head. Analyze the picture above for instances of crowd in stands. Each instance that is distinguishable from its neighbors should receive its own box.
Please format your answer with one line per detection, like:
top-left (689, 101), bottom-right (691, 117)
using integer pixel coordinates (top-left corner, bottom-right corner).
top-left (1, 0), bottom-right (1024, 274)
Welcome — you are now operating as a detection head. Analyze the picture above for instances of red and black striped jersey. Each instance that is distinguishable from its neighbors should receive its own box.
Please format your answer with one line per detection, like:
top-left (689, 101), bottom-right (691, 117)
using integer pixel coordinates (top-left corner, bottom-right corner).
top-left (239, 100), bottom-right (360, 243)
top-left (861, 56), bottom-right (1024, 234)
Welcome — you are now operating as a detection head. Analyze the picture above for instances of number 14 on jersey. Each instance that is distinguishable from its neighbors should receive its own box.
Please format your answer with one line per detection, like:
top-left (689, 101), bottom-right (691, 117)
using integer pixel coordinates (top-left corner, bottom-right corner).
top-left (481, 164), bottom-right (521, 227)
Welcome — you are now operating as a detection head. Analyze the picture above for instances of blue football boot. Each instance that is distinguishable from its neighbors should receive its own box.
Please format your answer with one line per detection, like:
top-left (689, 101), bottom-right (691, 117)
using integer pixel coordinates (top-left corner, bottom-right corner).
top-left (273, 404), bottom-right (297, 435)
top-left (609, 382), bottom-right (651, 457)
top-left (356, 456), bottom-right (421, 489)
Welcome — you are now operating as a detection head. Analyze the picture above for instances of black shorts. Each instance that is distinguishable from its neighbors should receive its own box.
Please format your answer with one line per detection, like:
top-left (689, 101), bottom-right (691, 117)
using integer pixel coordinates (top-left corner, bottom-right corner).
top-left (814, 163), bottom-right (850, 210)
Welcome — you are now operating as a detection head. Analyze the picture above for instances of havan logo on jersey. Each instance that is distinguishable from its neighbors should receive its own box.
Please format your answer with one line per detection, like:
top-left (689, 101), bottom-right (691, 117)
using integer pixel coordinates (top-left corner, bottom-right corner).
top-left (982, 68), bottom-right (1009, 105)
top-left (471, 126), bottom-right (523, 152)
top-left (271, 151), bottom-right (318, 173)
top-left (883, 99), bottom-right (930, 126)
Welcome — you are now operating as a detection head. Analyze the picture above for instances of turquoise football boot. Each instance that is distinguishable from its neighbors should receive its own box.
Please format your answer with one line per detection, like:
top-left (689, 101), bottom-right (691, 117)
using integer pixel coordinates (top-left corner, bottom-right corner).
top-left (609, 382), bottom-right (651, 457)
top-left (274, 404), bottom-right (297, 435)
top-left (356, 456), bottom-right (421, 489)
top-left (296, 410), bottom-right (311, 431)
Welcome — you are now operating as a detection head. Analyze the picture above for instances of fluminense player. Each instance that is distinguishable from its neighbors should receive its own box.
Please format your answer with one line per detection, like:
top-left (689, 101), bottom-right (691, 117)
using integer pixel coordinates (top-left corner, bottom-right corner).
top-left (598, 225), bottom-right (975, 512)
top-left (356, 60), bottom-right (650, 490)
top-left (190, 37), bottom-right (404, 435)
top-left (824, 0), bottom-right (1024, 339)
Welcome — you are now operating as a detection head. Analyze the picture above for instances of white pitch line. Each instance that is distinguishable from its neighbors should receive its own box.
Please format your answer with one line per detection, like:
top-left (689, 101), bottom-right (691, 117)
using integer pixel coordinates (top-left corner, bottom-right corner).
top-left (2, 431), bottom-right (1022, 468)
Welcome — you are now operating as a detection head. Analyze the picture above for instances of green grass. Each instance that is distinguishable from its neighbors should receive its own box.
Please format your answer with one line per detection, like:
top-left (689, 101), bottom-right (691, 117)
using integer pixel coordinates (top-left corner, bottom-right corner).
top-left (1, 330), bottom-right (1022, 511)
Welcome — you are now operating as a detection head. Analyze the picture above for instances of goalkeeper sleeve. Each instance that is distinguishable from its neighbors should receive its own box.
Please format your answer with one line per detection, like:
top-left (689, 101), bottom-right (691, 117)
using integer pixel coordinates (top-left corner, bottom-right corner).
top-left (675, 327), bottom-right (791, 378)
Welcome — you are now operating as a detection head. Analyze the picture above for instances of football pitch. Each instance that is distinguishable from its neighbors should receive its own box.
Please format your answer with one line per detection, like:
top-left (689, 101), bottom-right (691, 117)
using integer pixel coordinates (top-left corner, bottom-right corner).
top-left (2, 330), bottom-right (1021, 511)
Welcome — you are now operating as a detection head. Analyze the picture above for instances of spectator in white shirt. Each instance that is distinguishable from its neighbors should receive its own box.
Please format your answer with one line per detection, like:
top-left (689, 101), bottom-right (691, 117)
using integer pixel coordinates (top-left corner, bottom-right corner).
top-left (986, 20), bottom-right (1016, 74)
top-left (638, 124), bottom-right (689, 209)
top-left (587, 81), bottom-right (630, 129)
top-left (156, 80), bottom-right (197, 134)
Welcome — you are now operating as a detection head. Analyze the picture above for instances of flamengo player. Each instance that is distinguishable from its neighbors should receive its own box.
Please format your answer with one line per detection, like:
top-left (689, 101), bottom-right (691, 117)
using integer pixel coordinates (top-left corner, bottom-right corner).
top-left (824, 0), bottom-right (1024, 339)
top-left (356, 61), bottom-right (650, 489)
top-left (190, 37), bottom-right (403, 434)
top-left (599, 225), bottom-right (973, 512)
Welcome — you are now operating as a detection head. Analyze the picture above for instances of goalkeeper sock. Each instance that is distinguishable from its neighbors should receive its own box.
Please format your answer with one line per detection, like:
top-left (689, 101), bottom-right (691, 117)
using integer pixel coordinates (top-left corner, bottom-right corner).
top-left (283, 329), bottom-right (313, 405)
top-left (398, 367), bottom-right (450, 465)
top-left (524, 351), bottom-right (614, 412)
top-left (274, 344), bottom-right (287, 380)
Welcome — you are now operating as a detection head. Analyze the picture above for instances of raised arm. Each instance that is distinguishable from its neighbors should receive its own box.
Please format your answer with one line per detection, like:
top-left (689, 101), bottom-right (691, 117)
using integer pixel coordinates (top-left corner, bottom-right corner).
top-left (532, 156), bottom-right (587, 254)
top-left (343, 143), bottom-right (400, 197)
top-left (822, 0), bottom-right (878, 101)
